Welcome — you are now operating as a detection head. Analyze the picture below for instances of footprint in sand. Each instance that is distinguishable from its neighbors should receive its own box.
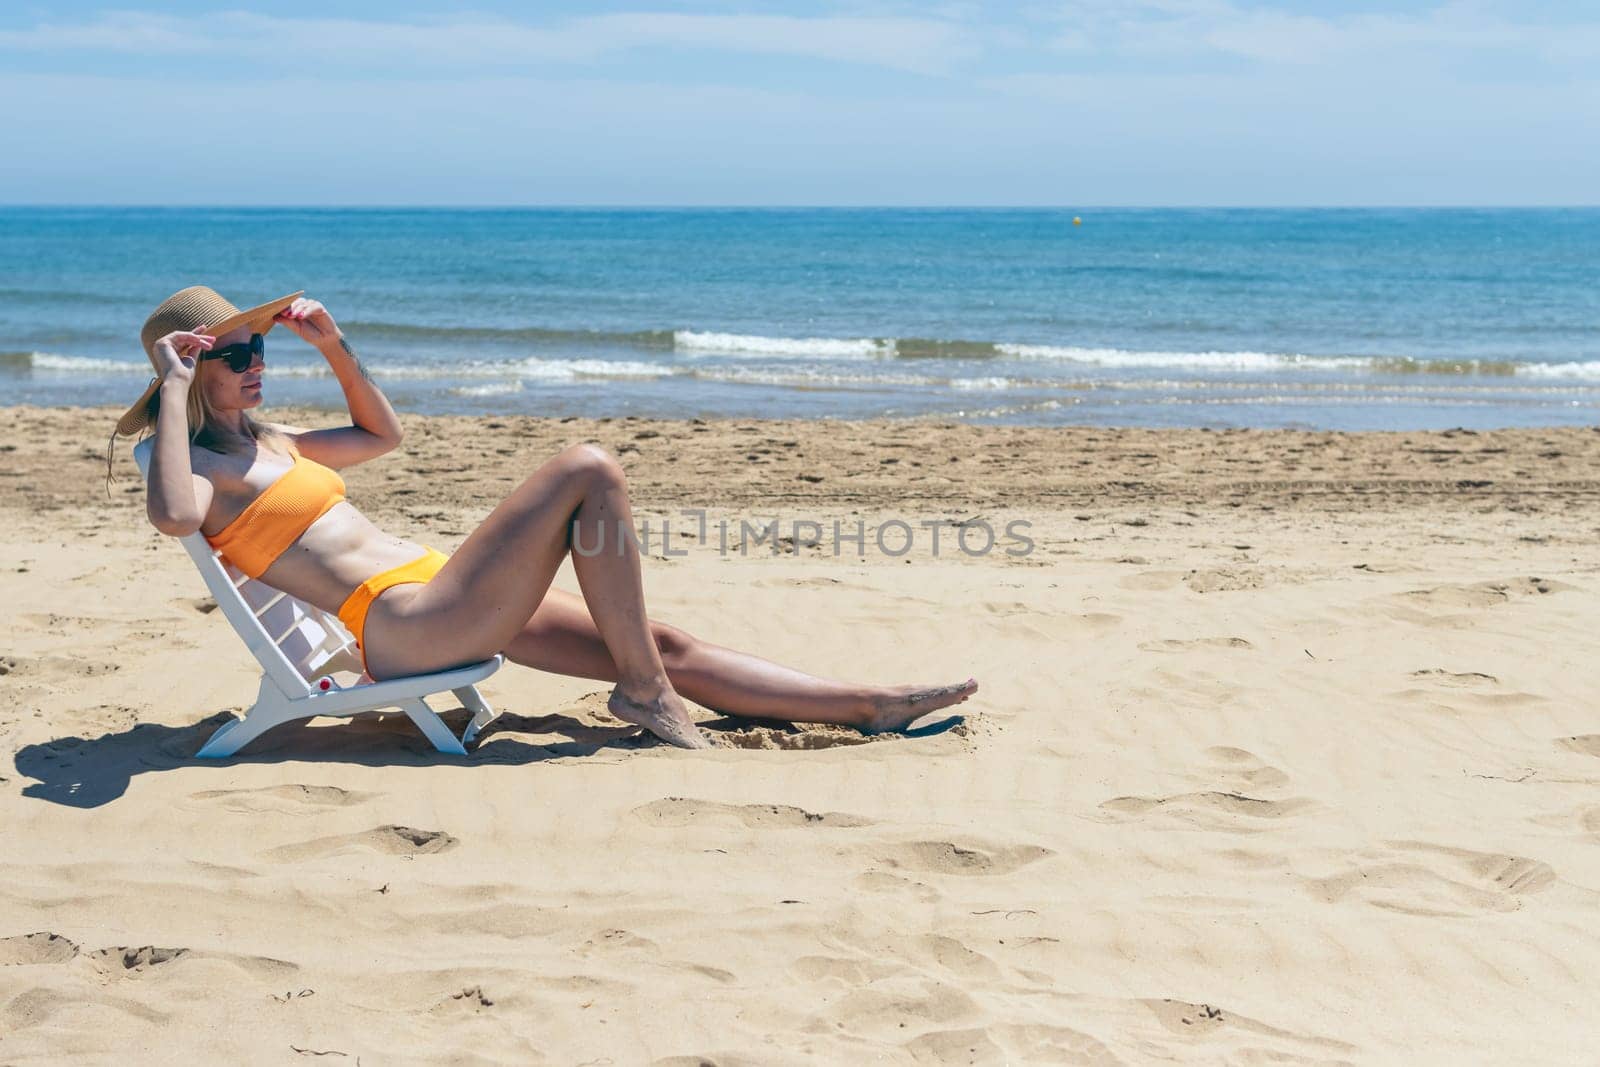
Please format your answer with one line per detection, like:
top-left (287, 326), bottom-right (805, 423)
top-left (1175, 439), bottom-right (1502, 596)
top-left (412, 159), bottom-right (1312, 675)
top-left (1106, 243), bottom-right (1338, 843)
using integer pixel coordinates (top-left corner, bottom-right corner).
top-left (791, 954), bottom-right (905, 985)
top-left (1306, 841), bottom-right (1555, 916)
top-left (1183, 568), bottom-right (1266, 593)
top-left (1557, 735), bottom-right (1600, 757)
top-left (264, 824), bottom-right (457, 861)
top-left (852, 869), bottom-right (942, 903)
top-left (871, 839), bottom-right (1053, 877)
top-left (1200, 746), bottom-right (1291, 792)
top-left (1100, 791), bottom-right (1314, 833)
top-left (1141, 998), bottom-right (1356, 1056)
top-left (819, 926), bottom-right (1004, 982)
top-left (1139, 637), bottom-right (1254, 653)
top-left (979, 600), bottom-right (1051, 618)
top-left (428, 985), bottom-right (495, 1016)
top-left (1395, 576), bottom-right (1572, 614)
top-left (89, 946), bottom-right (190, 973)
top-left (1, 935), bottom-right (297, 981)
top-left (0, 931), bottom-right (80, 966)
top-left (577, 928), bottom-right (658, 958)
top-left (19, 612), bottom-right (119, 633)
top-left (1397, 670), bottom-right (1542, 709)
top-left (0, 654), bottom-right (122, 682)
top-left (902, 1028), bottom-right (1011, 1064)
top-left (1409, 668), bottom-right (1500, 689)
top-left (186, 783), bottom-right (374, 815)
top-left (632, 797), bottom-right (873, 829)
top-left (864, 932), bottom-right (1002, 982)
top-left (707, 723), bottom-right (878, 750)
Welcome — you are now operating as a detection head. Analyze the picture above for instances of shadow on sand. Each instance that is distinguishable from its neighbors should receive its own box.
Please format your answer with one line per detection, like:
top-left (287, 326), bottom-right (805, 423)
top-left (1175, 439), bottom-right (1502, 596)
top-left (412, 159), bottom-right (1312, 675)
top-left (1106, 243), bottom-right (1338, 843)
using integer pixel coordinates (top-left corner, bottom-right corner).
top-left (13, 704), bottom-right (965, 809)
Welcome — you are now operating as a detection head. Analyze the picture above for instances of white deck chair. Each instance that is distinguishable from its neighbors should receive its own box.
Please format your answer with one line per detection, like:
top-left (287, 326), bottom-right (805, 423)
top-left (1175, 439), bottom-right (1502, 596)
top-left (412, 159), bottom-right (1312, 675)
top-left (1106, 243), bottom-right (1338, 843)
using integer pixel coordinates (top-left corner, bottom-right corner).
top-left (134, 438), bottom-right (501, 758)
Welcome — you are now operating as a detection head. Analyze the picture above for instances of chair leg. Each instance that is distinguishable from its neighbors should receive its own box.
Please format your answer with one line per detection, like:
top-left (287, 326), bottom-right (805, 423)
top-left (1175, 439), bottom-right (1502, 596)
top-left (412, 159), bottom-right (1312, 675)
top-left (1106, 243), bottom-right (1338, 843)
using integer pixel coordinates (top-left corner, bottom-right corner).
top-left (454, 685), bottom-right (498, 746)
top-left (196, 682), bottom-right (303, 759)
top-left (399, 697), bottom-right (469, 756)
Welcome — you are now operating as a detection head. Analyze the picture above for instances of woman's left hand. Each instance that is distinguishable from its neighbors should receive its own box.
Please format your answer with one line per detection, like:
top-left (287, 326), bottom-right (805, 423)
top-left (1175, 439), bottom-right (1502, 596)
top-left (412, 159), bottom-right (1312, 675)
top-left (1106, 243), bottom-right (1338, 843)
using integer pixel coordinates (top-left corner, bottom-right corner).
top-left (275, 297), bottom-right (342, 349)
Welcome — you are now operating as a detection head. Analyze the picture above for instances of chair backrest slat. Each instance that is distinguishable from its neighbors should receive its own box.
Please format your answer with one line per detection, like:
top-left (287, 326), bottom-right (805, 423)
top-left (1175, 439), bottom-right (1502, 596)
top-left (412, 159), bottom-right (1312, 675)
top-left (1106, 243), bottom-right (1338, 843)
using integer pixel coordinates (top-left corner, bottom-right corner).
top-left (251, 591), bottom-right (287, 619)
top-left (132, 439), bottom-right (363, 695)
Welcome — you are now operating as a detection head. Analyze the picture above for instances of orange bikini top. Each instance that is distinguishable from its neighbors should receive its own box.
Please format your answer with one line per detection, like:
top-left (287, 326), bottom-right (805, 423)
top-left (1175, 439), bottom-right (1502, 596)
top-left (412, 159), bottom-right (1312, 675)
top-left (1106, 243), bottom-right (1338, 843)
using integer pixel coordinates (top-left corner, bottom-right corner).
top-left (205, 453), bottom-right (347, 578)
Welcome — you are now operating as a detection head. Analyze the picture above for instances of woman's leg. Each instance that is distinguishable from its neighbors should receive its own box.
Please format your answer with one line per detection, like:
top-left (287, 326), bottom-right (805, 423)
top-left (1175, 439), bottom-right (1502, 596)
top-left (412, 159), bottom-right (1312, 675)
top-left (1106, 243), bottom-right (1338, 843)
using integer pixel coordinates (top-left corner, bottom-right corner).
top-left (362, 444), bottom-right (710, 748)
top-left (505, 586), bottom-right (979, 732)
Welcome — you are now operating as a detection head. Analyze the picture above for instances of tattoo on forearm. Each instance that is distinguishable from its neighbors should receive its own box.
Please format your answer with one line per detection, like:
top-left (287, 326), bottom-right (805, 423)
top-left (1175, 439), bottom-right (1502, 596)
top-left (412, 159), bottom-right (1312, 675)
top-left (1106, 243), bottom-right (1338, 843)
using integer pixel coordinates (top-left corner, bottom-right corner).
top-left (338, 336), bottom-right (374, 382)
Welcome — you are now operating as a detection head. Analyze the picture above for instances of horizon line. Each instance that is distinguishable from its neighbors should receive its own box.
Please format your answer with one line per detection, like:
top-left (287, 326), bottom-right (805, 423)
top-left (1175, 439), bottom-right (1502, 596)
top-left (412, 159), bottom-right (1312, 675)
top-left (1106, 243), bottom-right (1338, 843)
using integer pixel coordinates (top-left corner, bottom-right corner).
top-left (3, 202), bottom-right (1600, 211)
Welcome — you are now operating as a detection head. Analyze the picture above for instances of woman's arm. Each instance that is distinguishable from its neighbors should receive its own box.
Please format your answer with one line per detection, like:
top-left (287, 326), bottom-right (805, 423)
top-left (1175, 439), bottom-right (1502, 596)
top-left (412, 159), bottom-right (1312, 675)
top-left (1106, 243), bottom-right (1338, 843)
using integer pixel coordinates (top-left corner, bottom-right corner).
top-left (273, 297), bottom-right (403, 468)
top-left (145, 330), bottom-right (217, 536)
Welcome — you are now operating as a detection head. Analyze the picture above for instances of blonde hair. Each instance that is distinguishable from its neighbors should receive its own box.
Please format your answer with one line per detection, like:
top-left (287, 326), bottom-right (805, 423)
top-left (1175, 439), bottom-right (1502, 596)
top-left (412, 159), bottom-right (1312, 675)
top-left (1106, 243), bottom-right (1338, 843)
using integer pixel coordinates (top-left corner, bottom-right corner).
top-left (181, 362), bottom-right (281, 454)
top-left (105, 360), bottom-right (282, 490)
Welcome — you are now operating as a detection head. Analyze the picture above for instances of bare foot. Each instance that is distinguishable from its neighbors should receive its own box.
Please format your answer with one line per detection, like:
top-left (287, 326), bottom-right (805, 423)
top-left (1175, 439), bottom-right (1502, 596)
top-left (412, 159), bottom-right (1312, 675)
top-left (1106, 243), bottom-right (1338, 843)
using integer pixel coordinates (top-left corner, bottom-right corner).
top-left (608, 685), bottom-right (713, 750)
top-left (863, 677), bottom-right (979, 733)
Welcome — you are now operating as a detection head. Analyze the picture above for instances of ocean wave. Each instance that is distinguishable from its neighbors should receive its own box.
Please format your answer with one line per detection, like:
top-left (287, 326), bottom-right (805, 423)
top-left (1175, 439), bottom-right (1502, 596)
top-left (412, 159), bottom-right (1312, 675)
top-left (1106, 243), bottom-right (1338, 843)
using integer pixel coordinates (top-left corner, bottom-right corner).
top-left (448, 381), bottom-right (525, 397)
top-left (893, 338), bottom-right (1004, 359)
top-left (684, 366), bottom-right (1043, 391)
top-left (343, 321), bottom-right (676, 350)
top-left (1514, 359), bottom-right (1600, 380)
top-left (686, 366), bottom-right (936, 389)
top-left (28, 353), bottom-right (151, 374)
top-left (992, 344), bottom-right (1593, 378)
top-left (15, 352), bottom-right (671, 383)
top-left (378, 358), bottom-right (671, 382)
top-left (995, 344), bottom-right (1371, 371)
top-left (675, 330), bottom-right (892, 359)
top-left (14, 347), bottom-right (1600, 386)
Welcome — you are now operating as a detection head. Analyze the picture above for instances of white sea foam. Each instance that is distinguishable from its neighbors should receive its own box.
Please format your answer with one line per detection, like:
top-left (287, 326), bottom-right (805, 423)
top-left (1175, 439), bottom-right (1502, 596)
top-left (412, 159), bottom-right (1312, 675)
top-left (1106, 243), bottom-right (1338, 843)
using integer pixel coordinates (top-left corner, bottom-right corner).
top-left (30, 353), bottom-right (150, 373)
top-left (22, 351), bottom-right (672, 382)
top-left (950, 376), bottom-right (1019, 390)
top-left (994, 344), bottom-right (1375, 372)
top-left (1514, 359), bottom-right (1600, 380)
top-left (447, 381), bottom-right (525, 397)
top-left (22, 348), bottom-right (1600, 388)
top-left (374, 358), bottom-right (671, 381)
top-left (24, 352), bottom-right (337, 376)
top-left (948, 398), bottom-right (1068, 419)
top-left (675, 330), bottom-right (891, 359)
top-left (690, 366), bottom-right (945, 389)
top-left (262, 364), bottom-right (331, 377)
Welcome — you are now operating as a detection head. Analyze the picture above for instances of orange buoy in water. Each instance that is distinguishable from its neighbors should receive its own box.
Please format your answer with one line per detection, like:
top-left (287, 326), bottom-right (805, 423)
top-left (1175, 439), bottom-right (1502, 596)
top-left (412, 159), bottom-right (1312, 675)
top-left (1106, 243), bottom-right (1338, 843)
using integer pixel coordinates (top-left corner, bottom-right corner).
top-left (1072, 216), bottom-right (1082, 226)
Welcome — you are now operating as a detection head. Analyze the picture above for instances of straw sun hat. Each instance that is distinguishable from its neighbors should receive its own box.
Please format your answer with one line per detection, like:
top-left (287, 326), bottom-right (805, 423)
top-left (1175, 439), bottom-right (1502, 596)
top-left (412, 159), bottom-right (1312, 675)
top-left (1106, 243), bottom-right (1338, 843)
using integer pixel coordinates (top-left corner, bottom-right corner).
top-left (115, 286), bottom-right (304, 437)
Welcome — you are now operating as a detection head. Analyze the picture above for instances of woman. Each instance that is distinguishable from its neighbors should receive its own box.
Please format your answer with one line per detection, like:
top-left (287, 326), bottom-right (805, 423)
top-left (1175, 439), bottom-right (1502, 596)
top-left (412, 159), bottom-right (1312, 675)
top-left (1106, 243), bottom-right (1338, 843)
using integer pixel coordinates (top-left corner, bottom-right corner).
top-left (116, 286), bottom-right (977, 750)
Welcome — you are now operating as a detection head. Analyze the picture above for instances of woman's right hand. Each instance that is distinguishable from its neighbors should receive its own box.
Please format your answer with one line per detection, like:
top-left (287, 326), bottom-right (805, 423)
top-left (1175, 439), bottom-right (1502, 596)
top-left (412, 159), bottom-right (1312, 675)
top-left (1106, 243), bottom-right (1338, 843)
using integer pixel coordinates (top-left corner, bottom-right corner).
top-left (152, 330), bottom-right (214, 388)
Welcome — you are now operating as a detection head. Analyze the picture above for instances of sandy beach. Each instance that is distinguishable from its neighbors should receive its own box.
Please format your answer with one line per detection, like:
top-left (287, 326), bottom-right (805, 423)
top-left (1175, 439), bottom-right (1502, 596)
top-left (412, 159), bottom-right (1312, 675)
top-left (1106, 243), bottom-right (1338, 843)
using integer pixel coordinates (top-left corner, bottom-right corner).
top-left (3, 404), bottom-right (1598, 1063)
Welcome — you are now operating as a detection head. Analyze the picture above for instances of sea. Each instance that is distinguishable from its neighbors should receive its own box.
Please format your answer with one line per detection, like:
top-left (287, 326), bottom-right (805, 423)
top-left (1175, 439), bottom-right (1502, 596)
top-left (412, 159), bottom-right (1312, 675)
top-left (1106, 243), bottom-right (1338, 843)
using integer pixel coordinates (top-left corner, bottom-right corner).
top-left (2, 207), bottom-right (1597, 431)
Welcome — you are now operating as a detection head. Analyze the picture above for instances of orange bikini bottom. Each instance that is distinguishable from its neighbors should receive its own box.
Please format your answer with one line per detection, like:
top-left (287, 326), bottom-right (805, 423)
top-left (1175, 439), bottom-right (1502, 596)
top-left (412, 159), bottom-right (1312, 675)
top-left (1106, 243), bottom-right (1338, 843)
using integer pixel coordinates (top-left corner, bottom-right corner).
top-left (337, 548), bottom-right (450, 669)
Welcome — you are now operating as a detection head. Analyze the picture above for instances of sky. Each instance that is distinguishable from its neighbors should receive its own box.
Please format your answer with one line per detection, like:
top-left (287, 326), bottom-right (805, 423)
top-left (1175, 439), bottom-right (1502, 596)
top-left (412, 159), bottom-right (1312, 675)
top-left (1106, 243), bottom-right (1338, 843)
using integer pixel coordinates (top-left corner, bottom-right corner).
top-left (0, 2), bottom-right (1596, 206)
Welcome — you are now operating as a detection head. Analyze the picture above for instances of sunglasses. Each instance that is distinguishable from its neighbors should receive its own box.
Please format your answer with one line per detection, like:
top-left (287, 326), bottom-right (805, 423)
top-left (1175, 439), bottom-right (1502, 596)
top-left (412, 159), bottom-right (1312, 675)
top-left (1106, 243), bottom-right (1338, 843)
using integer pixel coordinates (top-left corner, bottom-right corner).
top-left (201, 333), bottom-right (265, 373)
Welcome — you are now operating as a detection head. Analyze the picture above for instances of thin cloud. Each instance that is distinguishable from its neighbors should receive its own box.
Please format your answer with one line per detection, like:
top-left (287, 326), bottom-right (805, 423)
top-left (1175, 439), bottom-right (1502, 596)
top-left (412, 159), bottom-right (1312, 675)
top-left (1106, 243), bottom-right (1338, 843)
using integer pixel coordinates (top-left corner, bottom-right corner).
top-left (1043, 0), bottom-right (1600, 66)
